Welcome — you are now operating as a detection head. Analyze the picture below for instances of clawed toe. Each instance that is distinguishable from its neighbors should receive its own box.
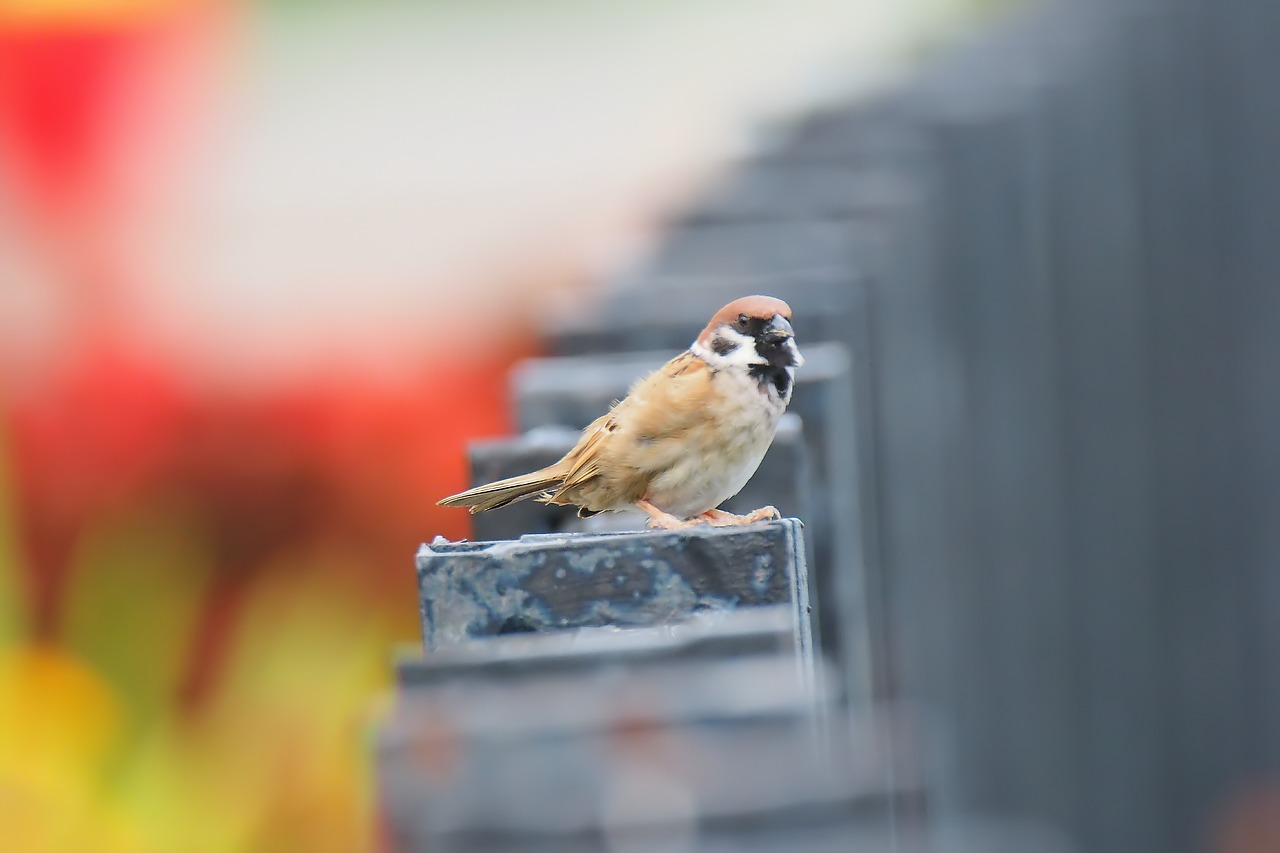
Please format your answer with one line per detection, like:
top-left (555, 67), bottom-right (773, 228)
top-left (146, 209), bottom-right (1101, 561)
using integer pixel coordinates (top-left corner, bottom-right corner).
top-left (699, 506), bottom-right (781, 527)
top-left (639, 500), bottom-right (781, 530)
top-left (638, 499), bottom-right (705, 530)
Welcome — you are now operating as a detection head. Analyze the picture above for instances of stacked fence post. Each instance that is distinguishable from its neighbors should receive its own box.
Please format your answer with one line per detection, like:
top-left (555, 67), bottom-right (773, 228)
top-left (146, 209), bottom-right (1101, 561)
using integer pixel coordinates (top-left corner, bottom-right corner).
top-left (376, 0), bottom-right (1280, 848)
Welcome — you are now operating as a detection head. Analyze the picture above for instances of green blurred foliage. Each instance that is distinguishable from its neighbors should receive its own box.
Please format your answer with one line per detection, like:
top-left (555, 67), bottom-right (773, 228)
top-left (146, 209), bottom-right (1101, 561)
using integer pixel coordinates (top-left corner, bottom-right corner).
top-left (62, 508), bottom-right (215, 735)
top-left (0, 424), bottom-right (25, 646)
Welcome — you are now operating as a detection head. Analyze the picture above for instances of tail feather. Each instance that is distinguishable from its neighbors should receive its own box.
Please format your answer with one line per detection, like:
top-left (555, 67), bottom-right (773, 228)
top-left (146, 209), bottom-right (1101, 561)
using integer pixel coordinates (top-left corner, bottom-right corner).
top-left (437, 468), bottom-right (565, 514)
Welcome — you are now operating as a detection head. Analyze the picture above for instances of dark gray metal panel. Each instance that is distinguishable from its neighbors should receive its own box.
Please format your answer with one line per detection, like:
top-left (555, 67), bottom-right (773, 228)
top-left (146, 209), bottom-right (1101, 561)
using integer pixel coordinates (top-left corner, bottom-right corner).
top-left (862, 109), bottom-right (959, 774)
top-left (912, 99), bottom-right (1081, 837)
top-left (862, 1), bottom-right (1280, 851)
top-left (1148, 0), bottom-right (1280, 845)
top-left (1199, 0), bottom-right (1280, 806)
top-left (378, 671), bottom-right (923, 851)
top-left (868, 0), bottom-right (1101, 844)
top-left (1123, 3), bottom-right (1245, 850)
top-left (1207, 0), bottom-right (1280, 787)
top-left (1038, 12), bottom-right (1168, 853)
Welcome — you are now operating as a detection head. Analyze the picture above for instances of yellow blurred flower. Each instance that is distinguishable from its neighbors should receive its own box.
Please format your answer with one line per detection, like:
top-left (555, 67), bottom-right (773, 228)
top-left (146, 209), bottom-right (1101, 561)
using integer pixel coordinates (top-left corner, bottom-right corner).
top-left (0, 644), bottom-right (141, 853)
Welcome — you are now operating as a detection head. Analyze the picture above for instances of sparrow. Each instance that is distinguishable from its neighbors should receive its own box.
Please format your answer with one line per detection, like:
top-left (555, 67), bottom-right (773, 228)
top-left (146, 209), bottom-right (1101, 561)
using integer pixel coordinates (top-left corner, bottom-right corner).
top-left (438, 295), bottom-right (804, 530)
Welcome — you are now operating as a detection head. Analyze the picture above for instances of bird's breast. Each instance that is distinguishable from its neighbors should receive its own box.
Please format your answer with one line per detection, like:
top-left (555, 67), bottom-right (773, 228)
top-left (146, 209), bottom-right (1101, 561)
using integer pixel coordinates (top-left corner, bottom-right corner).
top-left (644, 367), bottom-right (784, 518)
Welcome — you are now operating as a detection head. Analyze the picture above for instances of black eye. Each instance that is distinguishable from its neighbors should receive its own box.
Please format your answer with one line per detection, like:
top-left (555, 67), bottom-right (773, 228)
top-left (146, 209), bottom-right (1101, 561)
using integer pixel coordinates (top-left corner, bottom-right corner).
top-left (736, 313), bottom-right (749, 331)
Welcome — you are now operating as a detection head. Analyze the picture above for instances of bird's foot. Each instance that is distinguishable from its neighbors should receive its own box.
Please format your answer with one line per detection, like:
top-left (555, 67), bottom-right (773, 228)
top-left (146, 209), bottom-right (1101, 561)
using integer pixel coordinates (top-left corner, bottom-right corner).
top-left (697, 506), bottom-right (781, 526)
top-left (637, 500), bottom-right (704, 530)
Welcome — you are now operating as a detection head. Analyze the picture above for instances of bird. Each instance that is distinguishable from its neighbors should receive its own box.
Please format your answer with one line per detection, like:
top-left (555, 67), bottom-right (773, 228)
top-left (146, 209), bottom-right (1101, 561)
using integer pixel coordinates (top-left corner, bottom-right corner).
top-left (438, 295), bottom-right (804, 530)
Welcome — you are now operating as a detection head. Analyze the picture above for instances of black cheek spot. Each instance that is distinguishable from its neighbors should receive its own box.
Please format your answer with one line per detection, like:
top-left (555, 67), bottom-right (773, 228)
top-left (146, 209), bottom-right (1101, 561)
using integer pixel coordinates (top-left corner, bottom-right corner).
top-left (711, 336), bottom-right (740, 356)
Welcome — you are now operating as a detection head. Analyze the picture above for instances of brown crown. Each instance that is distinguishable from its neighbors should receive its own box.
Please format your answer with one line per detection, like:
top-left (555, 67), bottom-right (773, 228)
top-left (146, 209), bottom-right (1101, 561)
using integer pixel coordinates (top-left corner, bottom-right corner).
top-left (697, 295), bottom-right (793, 345)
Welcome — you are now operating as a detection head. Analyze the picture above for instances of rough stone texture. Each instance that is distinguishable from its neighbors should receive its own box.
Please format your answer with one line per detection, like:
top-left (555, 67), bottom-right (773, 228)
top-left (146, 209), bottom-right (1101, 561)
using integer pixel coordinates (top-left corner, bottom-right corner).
top-left (416, 518), bottom-right (813, 658)
top-left (464, 414), bottom-right (808, 541)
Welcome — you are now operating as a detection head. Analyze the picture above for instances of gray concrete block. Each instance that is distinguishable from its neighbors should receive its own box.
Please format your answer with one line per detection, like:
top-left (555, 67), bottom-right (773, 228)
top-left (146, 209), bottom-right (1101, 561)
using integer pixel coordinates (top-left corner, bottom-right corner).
top-left (395, 605), bottom-right (801, 689)
top-left (416, 518), bottom-right (813, 660)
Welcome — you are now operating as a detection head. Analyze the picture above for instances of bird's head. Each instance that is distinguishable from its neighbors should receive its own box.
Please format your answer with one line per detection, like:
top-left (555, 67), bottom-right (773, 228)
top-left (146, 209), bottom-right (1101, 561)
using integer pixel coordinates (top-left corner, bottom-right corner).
top-left (694, 295), bottom-right (804, 372)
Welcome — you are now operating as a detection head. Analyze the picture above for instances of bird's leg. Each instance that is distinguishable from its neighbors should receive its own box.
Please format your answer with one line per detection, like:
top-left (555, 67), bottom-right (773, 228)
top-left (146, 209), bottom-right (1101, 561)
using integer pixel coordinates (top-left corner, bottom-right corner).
top-left (697, 506), bottom-right (781, 526)
top-left (637, 500), bottom-right (702, 530)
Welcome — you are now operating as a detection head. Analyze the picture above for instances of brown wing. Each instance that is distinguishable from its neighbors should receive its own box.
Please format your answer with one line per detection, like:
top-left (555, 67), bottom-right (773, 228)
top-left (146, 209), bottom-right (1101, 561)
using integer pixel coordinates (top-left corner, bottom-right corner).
top-left (619, 350), bottom-right (715, 448)
top-left (545, 351), bottom-right (716, 510)
top-left (559, 410), bottom-right (618, 489)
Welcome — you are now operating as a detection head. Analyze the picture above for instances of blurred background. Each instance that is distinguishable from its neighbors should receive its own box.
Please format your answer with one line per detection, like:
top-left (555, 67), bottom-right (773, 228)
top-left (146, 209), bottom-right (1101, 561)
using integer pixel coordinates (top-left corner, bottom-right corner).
top-left (0, 0), bottom-right (983, 850)
top-left (9, 0), bottom-right (1280, 850)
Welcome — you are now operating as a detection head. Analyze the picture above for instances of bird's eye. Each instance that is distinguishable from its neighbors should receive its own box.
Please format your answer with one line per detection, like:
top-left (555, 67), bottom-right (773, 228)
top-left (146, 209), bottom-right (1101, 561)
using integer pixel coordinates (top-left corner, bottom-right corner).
top-left (736, 313), bottom-right (749, 330)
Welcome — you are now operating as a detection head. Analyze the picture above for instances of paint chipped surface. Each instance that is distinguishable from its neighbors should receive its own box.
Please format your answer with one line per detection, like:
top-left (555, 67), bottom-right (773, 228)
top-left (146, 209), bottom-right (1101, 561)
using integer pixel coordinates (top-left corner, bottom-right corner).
top-left (416, 518), bottom-right (809, 650)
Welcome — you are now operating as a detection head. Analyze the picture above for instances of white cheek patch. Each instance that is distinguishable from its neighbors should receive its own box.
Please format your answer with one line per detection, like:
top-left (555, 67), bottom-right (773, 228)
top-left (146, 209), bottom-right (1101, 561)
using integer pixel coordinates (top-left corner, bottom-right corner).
top-left (786, 338), bottom-right (805, 367)
top-left (692, 327), bottom-right (767, 367)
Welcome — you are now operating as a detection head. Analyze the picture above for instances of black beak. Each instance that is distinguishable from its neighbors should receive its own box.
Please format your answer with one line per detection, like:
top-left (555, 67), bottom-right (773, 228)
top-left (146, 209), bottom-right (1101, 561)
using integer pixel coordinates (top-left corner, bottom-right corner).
top-left (762, 314), bottom-right (794, 343)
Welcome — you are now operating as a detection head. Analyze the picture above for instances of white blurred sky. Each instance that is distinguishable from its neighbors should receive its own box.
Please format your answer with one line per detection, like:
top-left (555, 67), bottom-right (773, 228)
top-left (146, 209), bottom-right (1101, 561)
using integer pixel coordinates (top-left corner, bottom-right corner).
top-left (3, 0), bottom-right (980, 382)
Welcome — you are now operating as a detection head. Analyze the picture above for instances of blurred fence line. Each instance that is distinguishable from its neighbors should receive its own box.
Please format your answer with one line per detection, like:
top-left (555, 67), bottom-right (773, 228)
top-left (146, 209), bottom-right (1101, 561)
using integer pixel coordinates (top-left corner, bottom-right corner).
top-left (755, 0), bottom-right (1277, 850)
top-left (855, 1), bottom-right (1280, 851)
top-left (390, 0), bottom-right (1280, 850)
